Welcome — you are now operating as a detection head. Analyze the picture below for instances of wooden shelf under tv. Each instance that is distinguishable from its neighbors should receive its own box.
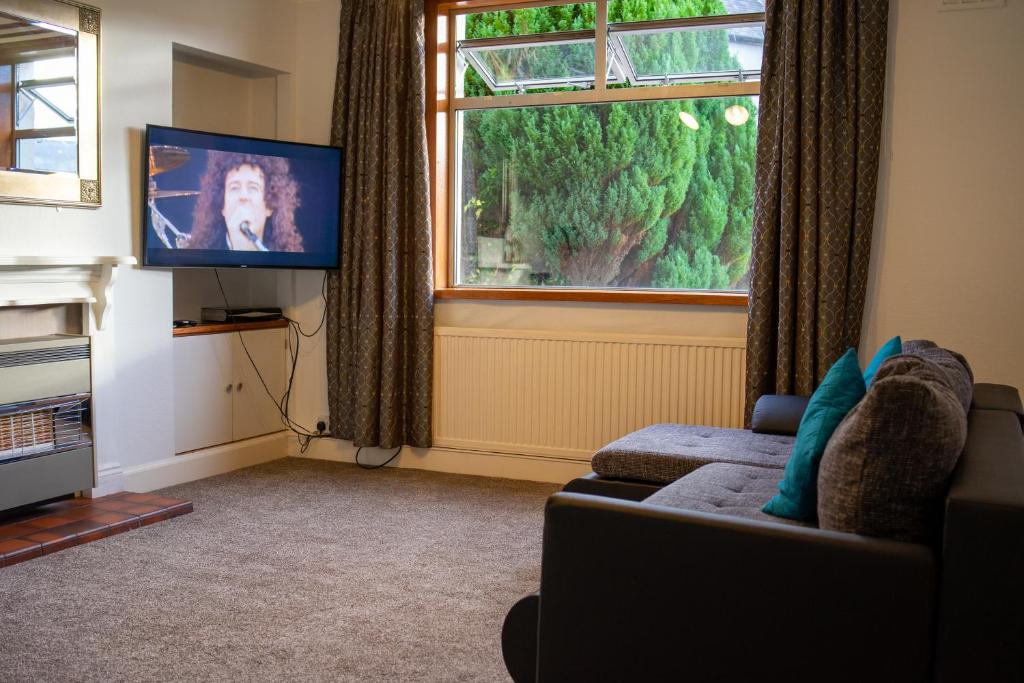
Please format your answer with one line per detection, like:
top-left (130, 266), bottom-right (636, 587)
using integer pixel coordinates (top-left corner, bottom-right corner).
top-left (172, 319), bottom-right (289, 337)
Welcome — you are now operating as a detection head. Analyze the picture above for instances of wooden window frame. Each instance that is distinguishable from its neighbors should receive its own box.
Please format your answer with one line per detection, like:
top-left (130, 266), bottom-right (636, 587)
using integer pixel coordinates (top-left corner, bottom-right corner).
top-left (425, 0), bottom-right (752, 308)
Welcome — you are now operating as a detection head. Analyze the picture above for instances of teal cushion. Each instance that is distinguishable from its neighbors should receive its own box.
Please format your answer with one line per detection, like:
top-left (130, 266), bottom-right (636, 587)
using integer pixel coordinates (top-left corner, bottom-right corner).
top-left (863, 336), bottom-right (902, 386)
top-left (763, 348), bottom-right (866, 521)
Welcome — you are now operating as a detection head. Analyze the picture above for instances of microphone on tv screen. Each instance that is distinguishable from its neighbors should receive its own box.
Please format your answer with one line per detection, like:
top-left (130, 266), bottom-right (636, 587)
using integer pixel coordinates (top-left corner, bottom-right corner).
top-left (240, 221), bottom-right (270, 252)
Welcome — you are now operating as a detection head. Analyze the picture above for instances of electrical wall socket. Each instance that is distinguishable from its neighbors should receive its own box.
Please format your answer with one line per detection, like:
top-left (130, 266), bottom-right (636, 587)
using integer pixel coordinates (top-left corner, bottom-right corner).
top-left (316, 415), bottom-right (330, 434)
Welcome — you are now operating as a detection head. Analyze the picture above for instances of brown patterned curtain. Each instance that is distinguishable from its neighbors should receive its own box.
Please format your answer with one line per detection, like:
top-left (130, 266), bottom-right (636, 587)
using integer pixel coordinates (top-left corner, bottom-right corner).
top-left (744, 0), bottom-right (889, 425)
top-left (326, 0), bottom-right (434, 448)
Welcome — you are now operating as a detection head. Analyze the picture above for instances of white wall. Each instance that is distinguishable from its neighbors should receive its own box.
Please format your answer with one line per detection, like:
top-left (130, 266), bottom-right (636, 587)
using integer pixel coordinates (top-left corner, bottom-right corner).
top-left (0, 0), bottom-right (341, 479)
top-left (436, 300), bottom-right (746, 337)
top-left (172, 60), bottom-right (278, 140)
top-left (862, 0), bottom-right (1024, 398)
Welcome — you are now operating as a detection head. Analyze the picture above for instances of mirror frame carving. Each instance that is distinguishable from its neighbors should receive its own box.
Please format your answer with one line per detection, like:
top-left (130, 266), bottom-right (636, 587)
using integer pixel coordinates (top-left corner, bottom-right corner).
top-left (0, 0), bottom-right (101, 207)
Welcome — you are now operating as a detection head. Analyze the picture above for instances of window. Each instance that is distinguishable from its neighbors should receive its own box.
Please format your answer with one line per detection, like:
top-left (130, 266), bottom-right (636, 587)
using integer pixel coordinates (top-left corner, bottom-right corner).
top-left (14, 57), bottom-right (78, 173)
top-left (431, 0), bottom-right (763, 303)
top-left (0, 10), bottom-right (78, 174)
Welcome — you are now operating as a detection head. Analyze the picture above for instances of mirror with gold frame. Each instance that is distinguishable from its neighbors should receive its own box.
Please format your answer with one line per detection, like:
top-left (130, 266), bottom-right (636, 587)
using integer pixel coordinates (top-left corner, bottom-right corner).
top-left (0, 0), bottom-right (100, 207)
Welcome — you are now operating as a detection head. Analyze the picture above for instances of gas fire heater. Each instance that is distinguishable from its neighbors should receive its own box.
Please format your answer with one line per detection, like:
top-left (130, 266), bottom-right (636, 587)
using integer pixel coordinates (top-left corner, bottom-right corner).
top-left (0, 335), bottom-right (94, 512)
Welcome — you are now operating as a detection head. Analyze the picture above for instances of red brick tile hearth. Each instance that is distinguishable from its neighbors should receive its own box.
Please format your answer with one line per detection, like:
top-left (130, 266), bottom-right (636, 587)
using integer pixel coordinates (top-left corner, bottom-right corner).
top-left (0, 492), bottom-right (192, 568)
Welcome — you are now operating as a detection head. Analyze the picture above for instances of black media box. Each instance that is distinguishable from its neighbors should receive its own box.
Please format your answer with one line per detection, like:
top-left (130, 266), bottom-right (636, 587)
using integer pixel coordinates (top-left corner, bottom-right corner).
top-left (201, 307), bottom-right (284, 324)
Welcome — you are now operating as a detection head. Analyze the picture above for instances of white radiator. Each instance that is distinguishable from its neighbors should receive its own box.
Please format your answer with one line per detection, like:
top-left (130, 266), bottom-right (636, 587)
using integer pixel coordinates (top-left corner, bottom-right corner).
top-left (433, 327), bottom-right (747, 461)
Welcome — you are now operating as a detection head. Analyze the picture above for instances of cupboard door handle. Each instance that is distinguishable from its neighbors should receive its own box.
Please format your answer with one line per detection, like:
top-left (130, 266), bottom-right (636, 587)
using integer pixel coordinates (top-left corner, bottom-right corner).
top-left (226, 384), bottom-right (233, 393)
top-left (236, 383), bottom-right (243, 391)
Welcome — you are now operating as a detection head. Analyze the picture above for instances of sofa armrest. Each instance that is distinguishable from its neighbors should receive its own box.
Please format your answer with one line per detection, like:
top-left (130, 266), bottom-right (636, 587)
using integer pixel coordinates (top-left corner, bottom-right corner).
top-left (562, 472), bottom-right (663, 501)
top-left (537, 493), bottom-right (935, 682)
top-left (502, 592), bottom-right (539, 683)
top-left (934, 409), bottom-right (1024, 682)
top-left (750, 394), bottom-right (810, 435)
top-left (971, 383), bottom-right (1023, 429)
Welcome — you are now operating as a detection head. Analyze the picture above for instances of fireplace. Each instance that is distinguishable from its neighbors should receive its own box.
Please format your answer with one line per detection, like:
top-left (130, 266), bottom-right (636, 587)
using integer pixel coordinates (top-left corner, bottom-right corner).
top-left (0, 335), bottom-right (94, 512)
top-left (0, 255), bottom-right (135, 501)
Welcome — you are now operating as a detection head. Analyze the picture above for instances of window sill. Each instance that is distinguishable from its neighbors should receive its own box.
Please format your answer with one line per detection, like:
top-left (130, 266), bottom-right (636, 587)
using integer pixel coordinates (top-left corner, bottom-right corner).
top-left (433, 288), bottom-right (748, 307)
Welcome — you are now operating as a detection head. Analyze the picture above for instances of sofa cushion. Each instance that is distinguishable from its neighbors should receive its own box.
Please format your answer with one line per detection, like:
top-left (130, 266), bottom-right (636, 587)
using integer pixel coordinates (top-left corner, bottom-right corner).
top-left (863, 335), bottom-right (902, 386)
top-left (645, 463), bottom-right (812, 527)
top-left (763, 348), bottom-right (867, 521)
top-left (750, 394), bottom-right (810, 435)
top-left (591, 424), bottom-right (795, 485)
top-left (903, 339), bottom-right (974, 414)
top-left (817, 355), bottom-right (968, 543)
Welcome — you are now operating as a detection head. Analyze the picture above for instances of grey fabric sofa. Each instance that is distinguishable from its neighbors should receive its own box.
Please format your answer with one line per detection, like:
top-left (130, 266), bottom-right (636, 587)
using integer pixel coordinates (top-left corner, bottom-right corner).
top-left (502, 360), bottom-right (1024, 681)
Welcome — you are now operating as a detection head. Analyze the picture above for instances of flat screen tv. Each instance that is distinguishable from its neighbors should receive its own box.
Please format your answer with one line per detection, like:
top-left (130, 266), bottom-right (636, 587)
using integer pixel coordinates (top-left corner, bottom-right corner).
top-left (142, 125), bottom-right (342, 269)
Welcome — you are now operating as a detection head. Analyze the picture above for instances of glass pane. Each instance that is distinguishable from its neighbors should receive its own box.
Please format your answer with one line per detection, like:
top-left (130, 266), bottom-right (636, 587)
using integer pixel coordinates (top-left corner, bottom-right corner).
top-left (16, 136), bottom-right (77, 173)
top-left (456, 96), bottom-right (758, 291)
top-left (16, 56), bottom-right (76, 80)
top-left (16, 84), bottom-right (76, 129)
top-left (463, 40), bottom-right (597, 91)
top-left (15, 57), bottom-right (78, 130)
top-left (614, 23), bottom-right (763, 84)
top-left (464, 3), bottom-right (596, 38)
top-left (608, 0), bottom-right (765, 21)
top-left (461, 3), bottom-right (595, 96)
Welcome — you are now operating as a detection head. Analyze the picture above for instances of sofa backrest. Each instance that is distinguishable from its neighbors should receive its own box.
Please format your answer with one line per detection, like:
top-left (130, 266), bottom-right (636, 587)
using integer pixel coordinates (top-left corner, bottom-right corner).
top-left (934, 397), bottom-right (1024, 682)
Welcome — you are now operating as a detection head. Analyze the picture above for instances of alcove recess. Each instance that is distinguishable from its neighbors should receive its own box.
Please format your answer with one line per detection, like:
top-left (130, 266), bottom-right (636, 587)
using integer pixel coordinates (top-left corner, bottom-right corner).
top-left (169, 44), bottom-right (290, 323)
top-left (0, 303), bottom-right (83, 340)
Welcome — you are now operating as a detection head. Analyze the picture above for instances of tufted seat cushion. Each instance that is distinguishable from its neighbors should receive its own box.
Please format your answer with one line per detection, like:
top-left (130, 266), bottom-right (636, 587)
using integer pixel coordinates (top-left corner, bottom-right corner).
top-left (644, 463), bottom-right (812, 527)
top-left (592, 424), bottom-right (795, 485)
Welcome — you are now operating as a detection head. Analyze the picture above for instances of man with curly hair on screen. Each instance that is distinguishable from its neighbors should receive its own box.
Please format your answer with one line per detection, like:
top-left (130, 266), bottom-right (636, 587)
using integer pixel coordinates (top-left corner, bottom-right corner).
top-left (188, 151), bottom-right (305, 252)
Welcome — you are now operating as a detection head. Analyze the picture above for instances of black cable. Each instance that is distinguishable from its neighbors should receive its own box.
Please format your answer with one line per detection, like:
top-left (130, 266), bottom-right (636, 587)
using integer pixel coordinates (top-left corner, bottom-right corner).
top-left (215, 271), bottom-right (311, 436)
top-left (355, 445), bottom-right (403, 470)
top-left (276, 272), bottom-right (327, 429)
top-left (285, 271), bottom-right (329, 338)
top-left (213, 269), bottom-right (326, 446)
top-left (281, 272), bottom-right (329, 443)
top-left (213, 269), bottom-right (401, 469)
top-left (278, 319), bottom-right (303, 428)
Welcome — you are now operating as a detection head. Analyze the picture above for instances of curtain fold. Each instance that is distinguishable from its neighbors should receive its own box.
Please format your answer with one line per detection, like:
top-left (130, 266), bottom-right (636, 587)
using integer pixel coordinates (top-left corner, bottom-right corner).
top-left (326, 0), bottom-right (434, 448)
top-left (744, 0), bottom-right (889, 426)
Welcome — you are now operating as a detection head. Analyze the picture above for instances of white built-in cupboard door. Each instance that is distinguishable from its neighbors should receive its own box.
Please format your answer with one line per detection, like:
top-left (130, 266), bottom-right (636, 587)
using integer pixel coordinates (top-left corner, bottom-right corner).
top-left (232, 328), bottom-right (287, 441)
top-left (173, 333), bottom-right (233, 454)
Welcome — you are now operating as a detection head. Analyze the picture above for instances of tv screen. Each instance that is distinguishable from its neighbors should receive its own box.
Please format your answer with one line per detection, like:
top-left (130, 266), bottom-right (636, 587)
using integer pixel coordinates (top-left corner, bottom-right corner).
top-left (142, 125), bottom-right (342, 269)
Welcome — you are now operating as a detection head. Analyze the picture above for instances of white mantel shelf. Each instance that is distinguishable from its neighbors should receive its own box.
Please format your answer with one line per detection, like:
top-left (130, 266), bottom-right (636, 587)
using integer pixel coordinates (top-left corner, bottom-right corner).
top-left (0, 255), bottom-right (137, 330)
top-left (0, 255), bottom-right (136, 267)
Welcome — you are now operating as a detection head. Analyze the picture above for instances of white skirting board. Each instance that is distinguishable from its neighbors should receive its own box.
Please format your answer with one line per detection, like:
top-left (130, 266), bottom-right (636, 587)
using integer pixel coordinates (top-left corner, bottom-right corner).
top-left (123, 432), bottom-right (289, 492)
top-left (90, 460), bottom-right (125, 498)
top-left (290, 437), bottom-right (592, 485)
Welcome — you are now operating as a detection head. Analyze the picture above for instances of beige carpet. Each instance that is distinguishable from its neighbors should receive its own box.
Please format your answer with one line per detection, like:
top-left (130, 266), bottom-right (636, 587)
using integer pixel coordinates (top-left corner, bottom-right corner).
top-left (0, 458), bottom-right (558, 682)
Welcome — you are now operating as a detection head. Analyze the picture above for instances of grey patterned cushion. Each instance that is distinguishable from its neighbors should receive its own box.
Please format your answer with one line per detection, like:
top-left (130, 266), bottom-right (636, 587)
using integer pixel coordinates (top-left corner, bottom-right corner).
top-left (645, 463), bottom-right (812, 527)
top-left (902, 339), bottom-right (974, 413)
top-left (817, 355), bottom-right (967, 543)
top-left (592, 424), bottom-right (795, 485)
